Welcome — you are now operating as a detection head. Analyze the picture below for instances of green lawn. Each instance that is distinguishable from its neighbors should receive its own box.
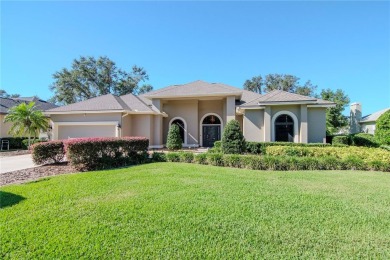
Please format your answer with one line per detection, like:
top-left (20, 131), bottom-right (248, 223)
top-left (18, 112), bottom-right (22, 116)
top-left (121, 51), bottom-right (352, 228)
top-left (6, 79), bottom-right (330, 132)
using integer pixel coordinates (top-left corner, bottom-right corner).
top-left (1, 163), bottom-right (390, 258)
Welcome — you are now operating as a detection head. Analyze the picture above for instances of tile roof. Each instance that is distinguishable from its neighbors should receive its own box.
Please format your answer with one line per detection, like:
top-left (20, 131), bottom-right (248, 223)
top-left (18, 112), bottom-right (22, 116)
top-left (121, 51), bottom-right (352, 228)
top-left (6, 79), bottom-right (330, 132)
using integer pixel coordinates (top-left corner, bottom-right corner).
top-left (236, 90), bottom-right (263, 105)
top-left (360, 108), bottom-right (390, 123)
top-left (46, 93), bottom-right (156, 113)
top-left (142, 80), bottom-right (243, 98)
top-left (0, 97), bottom-right (57, 114)
top-left (240, 90), bottom-right (334, 107)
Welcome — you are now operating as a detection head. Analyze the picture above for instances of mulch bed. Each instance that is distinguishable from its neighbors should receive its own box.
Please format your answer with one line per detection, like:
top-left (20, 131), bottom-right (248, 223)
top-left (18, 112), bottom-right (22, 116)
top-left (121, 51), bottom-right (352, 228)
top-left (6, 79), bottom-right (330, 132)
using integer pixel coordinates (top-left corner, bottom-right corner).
top-left (0, 162), bottom-right (76, 187)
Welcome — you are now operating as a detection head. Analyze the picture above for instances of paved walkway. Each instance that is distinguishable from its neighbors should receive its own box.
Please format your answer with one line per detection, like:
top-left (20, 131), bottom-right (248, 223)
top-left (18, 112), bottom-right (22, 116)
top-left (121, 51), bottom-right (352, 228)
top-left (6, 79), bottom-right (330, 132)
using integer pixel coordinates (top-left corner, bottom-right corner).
top-left (0, 154), bottom-right (38, 173)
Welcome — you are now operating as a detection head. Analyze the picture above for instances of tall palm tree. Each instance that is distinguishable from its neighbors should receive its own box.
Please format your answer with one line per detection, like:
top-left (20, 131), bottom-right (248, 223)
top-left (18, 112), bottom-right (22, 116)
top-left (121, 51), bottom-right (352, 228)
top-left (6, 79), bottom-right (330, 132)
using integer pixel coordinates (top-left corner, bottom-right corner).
top-left (4, 102), bottom-right (49, 147)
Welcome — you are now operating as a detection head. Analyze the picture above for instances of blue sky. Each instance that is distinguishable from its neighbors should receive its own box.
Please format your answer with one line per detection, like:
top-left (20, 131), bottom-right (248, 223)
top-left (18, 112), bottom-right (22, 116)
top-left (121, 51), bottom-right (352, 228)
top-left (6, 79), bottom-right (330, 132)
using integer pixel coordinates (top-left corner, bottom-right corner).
top-left (1, 1), bottom-right (389, 115)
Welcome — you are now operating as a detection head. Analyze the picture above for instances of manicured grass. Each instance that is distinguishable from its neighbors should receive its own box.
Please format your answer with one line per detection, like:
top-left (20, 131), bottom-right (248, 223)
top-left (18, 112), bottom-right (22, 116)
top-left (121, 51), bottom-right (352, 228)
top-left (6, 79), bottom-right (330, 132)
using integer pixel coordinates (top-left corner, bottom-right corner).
top-left (1, 163), bottom-right (390, 258)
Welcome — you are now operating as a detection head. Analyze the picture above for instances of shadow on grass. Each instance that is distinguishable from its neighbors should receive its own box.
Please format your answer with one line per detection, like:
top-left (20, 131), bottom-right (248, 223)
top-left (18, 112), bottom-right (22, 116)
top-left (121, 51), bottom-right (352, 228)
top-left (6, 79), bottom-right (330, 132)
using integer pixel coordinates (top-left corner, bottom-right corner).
top-left (0, 191), bottom-right (26, 208)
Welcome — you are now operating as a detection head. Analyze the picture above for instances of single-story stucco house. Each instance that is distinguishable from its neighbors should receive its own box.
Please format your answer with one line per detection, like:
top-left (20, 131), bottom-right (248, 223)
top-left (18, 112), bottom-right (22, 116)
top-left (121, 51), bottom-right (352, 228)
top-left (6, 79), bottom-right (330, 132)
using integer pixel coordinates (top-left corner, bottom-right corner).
top-left (46, 80), bottom-right (335, 147)
top-left (0, 96), bottom-right (57, 138)
top-left (350, 102), bottom-right (389, 134)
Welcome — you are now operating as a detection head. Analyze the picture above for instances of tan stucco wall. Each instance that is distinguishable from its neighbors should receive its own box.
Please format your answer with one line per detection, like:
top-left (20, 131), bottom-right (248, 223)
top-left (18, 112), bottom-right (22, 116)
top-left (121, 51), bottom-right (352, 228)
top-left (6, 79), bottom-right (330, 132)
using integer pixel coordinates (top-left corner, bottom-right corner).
top-left (307, 108), bottom-right (326, 143)
top-left (58, 125), bottom-right (116, 140)
top-left (236, 115), bottom-right (243, 130)
top-left (199, 100), bottom-right (224, 125)
top-left (131, 114), bottom-right (154, 144)
top-left (0, 115), bottom-right (12, 138)
top-left (121, 115), bottom-right (132, 137)
top-left (163, 100), bottom-right (199, 145)
top-left (242, 105), bottom-right (326, 143)
top-left (243, 110), bottom-right (264, 142)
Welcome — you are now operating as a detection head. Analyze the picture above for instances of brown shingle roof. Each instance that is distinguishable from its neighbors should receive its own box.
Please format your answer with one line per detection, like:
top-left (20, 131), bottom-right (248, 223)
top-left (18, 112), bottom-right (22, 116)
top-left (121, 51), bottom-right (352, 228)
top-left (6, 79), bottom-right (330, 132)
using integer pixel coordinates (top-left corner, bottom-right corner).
top-left (240, 90), bottom-right (334, 107)
top-left (360, 108), bottom-right (390, 123)
top-left (0, 97), bottom-right (57, 114)
top-left (142, 80), bottom-right (243, 98)
top-left (47, 94), bottom-right (156, 113)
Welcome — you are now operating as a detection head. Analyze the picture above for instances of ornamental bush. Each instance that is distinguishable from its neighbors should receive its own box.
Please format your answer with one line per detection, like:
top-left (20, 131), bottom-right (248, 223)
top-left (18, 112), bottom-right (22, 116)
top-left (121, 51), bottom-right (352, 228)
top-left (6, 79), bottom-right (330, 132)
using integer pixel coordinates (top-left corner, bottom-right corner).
top-left (332, 136), bottom-right (349, 146)
top-left (66, 137), bottom-right (149, 171)
top-left (221, 120), bottom-right (246, 154)
top-left (351, 133), bottom-right (378, 147)
top-left (265, 145), bottom-right (390, 165)
top-left (166, 124), bottom-right (182, 150)
top-left (32, 141), bottom-right (65, 165)
top-left (375, 110), bottom-right (390, 145)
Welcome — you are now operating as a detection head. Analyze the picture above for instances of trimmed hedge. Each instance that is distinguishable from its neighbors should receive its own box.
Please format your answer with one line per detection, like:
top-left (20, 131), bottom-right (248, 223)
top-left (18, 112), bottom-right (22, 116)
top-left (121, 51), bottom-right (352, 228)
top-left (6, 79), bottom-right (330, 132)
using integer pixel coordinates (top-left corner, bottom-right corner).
top-left (265, 145), bottom-right (390, 165)
top-left (0, 137), bottom-right (28, 150)
top-left (66, 137), bottom-right (149, 171)
top-left (157, 152), bottom-right (390, 172)
top-left (332, 136), bottom-right (349, 146)
top-left (351, 133), bottom-right (378, 147)
top-left (213, 140), bottom-right (331, 155)
top-left (32, 141), bottom-right (65, 165)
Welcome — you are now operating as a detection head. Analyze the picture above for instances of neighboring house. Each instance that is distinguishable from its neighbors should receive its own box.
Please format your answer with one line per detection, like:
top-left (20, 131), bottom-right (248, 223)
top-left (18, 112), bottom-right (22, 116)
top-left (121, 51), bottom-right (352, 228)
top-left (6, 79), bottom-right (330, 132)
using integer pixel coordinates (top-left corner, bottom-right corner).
top-left (46, 80), bottom-right (335, 147)
top-left (350, 102), bottom-right (389, 134)
top-left (0, 96), bottom-right (58, 138)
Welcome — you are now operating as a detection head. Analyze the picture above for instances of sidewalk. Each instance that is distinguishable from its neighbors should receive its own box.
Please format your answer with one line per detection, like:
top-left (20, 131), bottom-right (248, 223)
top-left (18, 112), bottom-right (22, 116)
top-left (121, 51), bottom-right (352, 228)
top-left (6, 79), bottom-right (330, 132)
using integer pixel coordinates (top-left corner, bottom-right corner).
top-left (0, 154), bottom-right (38, 173)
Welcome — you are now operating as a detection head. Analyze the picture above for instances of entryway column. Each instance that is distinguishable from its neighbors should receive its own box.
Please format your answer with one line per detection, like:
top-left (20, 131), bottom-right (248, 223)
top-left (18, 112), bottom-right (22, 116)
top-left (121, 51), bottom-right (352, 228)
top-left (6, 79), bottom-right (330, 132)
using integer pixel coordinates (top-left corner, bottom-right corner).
top-left (300, 105), bottom-right (308, 143)
top-left (226, 96), bottom-right (236, 122)
top-left (264, 106), bottom-right (271, 142)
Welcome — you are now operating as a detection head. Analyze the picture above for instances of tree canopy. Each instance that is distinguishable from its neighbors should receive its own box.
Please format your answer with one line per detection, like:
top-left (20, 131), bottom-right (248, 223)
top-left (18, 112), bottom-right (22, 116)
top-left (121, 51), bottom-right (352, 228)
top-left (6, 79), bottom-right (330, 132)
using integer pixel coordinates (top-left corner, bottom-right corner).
top-left (375, 110), bottom-right (390, 145)
top-left (0, 89), bottom-right (20, 98)
top-left (49, 56), bottom-right (153, 105)
top-left (243, 74), bottom-right (317, 96)
top-left (320, 88), bottom-right (350, 135)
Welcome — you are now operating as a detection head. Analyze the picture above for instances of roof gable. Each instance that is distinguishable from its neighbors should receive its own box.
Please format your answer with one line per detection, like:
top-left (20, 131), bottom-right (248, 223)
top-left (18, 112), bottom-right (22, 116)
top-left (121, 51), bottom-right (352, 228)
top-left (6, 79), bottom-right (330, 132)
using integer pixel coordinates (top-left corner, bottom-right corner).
top-left (47, 94), bottom-right (125, 112)
top-left (142, 80), bottom-right (243, 98)
top-left (240, 90), bottom-right (334, 107)
top-left (46, 93), bottom-right (157, 113)
top-left (360, 108), bottom-right (390, 123)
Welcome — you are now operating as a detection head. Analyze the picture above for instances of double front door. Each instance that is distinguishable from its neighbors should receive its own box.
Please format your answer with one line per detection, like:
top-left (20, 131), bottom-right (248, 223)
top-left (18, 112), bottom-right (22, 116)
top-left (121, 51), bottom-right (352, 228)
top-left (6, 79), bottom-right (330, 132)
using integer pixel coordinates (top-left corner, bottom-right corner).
top-left (202, 125), bottom-right (221, 147)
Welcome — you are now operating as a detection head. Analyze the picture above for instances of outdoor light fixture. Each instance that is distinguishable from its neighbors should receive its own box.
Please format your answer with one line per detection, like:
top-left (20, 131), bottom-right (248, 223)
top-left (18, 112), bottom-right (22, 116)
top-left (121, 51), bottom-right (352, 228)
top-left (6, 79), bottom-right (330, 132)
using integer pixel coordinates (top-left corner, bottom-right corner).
top-left (117, 123), bottom-right (121, 129)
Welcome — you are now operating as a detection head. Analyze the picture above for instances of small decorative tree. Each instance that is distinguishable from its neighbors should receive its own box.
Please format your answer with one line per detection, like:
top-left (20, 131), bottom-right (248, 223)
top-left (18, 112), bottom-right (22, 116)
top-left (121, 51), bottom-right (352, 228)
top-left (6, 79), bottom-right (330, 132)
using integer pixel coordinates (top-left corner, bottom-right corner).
top-left (221, 120), bottom-right (246, 154)
top-left (375, 110), bottom-right (390, 145)
top-left (166, 124), bottom-right (182, 150)
top-left (4, 102), bottom-right (48, 148)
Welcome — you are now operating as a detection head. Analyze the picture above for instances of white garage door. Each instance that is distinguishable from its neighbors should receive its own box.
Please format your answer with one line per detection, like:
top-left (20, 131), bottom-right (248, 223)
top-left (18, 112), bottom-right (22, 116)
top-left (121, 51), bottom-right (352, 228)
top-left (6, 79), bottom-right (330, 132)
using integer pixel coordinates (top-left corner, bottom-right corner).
top-left (58, 125), bottom-right (116, 140)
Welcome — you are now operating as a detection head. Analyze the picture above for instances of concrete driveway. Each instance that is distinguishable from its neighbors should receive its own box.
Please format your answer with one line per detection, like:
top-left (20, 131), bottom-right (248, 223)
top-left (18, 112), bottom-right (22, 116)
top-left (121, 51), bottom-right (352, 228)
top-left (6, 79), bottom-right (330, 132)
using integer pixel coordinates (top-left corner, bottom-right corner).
top-left (0, 154), bottom-right (38, 173)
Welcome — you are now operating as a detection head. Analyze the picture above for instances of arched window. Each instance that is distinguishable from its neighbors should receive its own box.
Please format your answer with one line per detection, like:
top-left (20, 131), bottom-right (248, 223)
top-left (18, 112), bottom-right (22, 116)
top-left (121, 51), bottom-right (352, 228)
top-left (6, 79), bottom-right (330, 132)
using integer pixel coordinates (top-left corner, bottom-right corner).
top-left (275, 114), bottom-right (294, 142)
top-left (202, 115), bottom-right (221, 125)
top-left (170, 118), bottom-right (185, 144)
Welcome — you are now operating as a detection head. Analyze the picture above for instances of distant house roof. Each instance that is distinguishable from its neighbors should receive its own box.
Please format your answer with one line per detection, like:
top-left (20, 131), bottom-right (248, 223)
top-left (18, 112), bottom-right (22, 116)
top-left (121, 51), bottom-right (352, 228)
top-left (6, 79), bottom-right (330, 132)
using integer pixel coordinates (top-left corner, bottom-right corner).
top-left (0, 96), bottom-right (57, 114)
top-left (360, 108), bottom-right (390, 123)
top-left (141, 80), bottom-right (243, 99)
top-left (240, 90), bottom-right (335, 107)
top-left (46, 93), bottom-right (159, 114)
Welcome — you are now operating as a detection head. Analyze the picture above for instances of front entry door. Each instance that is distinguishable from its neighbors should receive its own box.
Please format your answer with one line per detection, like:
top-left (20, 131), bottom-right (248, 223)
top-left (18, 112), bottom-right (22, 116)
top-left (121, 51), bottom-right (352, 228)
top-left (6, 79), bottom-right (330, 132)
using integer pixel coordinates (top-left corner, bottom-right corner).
top-left (203, 125), bottom-right (221, 147)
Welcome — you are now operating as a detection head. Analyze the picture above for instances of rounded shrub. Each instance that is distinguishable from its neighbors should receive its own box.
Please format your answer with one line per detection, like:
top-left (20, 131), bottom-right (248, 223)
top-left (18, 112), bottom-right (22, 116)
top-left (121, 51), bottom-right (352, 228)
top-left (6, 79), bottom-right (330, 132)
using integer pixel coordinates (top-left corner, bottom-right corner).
top-left (166, 124), bottom-right (182, 150)
top-left (221, 120), bottom-right (246, 154)
top-left (32, 141), bottom-right (65, 165)
top-left (375, 110), bottom-right (390, 145)
top-left (351, 133), bottom-right (378, 147)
